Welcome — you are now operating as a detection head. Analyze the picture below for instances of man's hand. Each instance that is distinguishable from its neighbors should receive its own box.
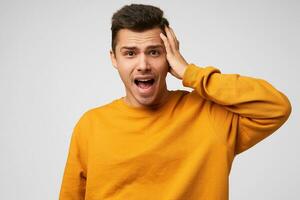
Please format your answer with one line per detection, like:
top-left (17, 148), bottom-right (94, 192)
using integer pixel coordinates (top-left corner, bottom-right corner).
top-left (160, 26), bottom-right (188, 80)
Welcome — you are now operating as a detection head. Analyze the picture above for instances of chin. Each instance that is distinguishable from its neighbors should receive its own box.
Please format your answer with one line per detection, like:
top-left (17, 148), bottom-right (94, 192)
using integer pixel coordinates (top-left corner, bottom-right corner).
top-left (135, 95), bottom-right (158, 107)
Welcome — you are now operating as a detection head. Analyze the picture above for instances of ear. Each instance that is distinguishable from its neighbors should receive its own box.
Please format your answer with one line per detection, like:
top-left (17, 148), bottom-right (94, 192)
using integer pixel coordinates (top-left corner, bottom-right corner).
top-left (110, 50), bottom-right (118, 69)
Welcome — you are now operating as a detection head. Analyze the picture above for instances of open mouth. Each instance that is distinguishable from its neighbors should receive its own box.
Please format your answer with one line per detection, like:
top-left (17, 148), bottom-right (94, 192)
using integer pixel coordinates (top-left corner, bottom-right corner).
top-left (134, 78), bottom-right (155, 89)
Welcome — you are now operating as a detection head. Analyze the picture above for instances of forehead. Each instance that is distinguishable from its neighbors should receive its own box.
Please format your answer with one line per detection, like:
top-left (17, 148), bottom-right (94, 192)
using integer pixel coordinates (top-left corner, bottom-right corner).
top-left (116, 28), bottom-right (163, 50)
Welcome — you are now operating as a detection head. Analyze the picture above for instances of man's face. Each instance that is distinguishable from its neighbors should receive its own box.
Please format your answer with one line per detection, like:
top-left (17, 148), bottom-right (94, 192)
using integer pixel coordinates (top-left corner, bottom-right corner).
top-left (110, 27), bottom-right (170, 107)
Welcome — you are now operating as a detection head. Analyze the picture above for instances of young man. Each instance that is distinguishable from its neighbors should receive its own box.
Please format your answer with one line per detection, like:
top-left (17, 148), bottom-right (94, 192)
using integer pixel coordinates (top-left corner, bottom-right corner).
top-left (59, 4), bottom-right (291, 200)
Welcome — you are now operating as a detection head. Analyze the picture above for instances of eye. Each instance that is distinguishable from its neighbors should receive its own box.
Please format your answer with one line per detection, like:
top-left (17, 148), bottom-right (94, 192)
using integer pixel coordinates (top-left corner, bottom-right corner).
top-left (124, 51), bottom-right (135, 57)
top-left (149, 50), bottom-right (160, 56)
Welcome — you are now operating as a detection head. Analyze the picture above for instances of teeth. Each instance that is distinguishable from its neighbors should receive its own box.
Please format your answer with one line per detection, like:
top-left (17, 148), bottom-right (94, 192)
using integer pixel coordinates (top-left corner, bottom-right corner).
top-left (140, 79), bottom-right (151, 81)
top-left (137, 79), bottom-right (152, 81)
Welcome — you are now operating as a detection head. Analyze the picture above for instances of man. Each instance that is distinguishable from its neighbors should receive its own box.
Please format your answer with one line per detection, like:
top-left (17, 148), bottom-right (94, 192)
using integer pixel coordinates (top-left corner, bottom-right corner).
top-left (59, 4), bottom-right (291, 200)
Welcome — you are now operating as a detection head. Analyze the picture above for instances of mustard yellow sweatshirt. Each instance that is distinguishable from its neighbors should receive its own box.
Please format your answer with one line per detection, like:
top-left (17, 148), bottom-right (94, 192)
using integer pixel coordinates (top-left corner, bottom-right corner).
top-left (59, 64), bottom-right (291, 200)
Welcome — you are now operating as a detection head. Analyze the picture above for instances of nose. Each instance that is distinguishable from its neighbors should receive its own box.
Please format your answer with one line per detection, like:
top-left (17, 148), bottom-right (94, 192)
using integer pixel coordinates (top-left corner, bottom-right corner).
top-left (137, 53), bottom-right (151, 72)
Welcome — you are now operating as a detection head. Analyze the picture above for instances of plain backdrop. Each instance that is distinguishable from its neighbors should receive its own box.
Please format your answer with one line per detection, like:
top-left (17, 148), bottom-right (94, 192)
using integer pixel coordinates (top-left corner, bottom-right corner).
top-left (0, 0), bottom-right (299, 199)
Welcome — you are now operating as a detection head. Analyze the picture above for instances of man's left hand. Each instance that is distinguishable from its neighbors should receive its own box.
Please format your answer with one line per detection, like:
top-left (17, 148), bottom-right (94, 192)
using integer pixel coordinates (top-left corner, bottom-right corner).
top-left (160, 26), bottom-right (188, 80)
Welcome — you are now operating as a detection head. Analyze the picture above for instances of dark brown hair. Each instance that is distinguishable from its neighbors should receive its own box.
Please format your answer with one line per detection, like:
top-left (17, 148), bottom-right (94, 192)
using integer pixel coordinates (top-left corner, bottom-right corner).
top-left (111, 4), bottom-right (169, 53)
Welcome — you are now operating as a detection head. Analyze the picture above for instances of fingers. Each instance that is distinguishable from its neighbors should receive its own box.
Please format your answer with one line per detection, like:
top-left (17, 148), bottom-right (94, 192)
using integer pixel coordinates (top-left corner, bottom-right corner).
top-left (160, 32), bottom-right (173, 55)
top-left (160, 26), bottom-right (180, 56)
top-left (169, 27), bottom-right (179, 49)
top-left (165, 26), bottom-right (179, 50)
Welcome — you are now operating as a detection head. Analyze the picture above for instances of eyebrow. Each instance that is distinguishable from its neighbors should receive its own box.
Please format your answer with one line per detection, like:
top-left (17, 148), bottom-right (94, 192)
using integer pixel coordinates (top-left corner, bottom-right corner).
top-left (120, 45), bottom-right (164, 51)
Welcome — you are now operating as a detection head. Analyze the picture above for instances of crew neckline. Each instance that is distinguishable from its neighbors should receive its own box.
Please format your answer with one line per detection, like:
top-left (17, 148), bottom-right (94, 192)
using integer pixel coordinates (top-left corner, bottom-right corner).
top-left (112, 90), bottom-right (177, 116)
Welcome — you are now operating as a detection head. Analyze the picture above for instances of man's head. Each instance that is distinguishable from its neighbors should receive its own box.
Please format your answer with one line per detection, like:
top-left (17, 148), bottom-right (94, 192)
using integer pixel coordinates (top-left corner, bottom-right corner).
top-left (110, 4), bottom-right (171, 108)
top-left (111, 4), bottom-right (169, 54)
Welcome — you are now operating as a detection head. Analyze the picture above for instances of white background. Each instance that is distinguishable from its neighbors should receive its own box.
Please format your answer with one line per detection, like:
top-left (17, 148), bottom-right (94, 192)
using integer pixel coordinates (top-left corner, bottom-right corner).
top-left (0, 0), bottom-right (299, 199)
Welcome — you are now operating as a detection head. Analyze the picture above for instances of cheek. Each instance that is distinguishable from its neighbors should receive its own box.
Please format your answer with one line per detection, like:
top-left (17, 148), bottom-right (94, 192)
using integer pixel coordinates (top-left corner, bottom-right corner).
top-left (118, 57), bottom-right (137, 69)
top-left (151, 57), bottom-right (169, 71)
top-left (158, 61), bottom-right (169, 75)
top-left (118, 68), bottom-right (131, 80)
top-left (116, 62), bottom-right (134, 83)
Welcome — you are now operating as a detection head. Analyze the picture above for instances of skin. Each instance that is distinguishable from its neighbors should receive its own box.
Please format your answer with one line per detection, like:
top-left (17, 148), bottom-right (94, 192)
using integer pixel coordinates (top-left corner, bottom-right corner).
top-left (110, 26), bottom-right (188, 108)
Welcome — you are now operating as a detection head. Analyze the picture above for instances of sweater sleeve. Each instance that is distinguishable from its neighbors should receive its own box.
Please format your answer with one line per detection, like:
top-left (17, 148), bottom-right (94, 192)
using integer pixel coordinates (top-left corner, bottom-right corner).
top-left (59, 113), bottom-right (89, 200)
top-left (182, 64), bottom-right (292, 155)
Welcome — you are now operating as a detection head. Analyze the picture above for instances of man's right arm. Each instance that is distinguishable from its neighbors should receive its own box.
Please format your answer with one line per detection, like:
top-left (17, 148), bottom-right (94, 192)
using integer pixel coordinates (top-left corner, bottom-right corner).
top-left (59, 114), bottom-right (89, 200)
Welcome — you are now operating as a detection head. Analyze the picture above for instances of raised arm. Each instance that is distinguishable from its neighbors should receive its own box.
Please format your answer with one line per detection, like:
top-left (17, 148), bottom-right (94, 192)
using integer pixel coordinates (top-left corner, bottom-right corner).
top-left (183, 64), bottom-right (291, 155)
top-left (160, 26), bottom-right (291, 155)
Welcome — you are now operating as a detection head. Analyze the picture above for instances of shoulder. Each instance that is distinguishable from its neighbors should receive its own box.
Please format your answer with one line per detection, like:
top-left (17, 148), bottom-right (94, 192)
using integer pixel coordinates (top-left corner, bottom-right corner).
top-left (166, 89), bottom-right (209, 114)
top-left (75, 98), bottom-right (120, 126)
top-left (171, 89), bottom-right (190, 100)
top-left (172, 89), bottom-right (206, 105)
top-left (87, 99), bottom-right (118, 115)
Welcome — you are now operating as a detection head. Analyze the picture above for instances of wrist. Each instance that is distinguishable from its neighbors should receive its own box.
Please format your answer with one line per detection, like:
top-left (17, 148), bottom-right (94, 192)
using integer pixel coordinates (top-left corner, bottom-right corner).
top-left (179, 63), bottom-right (188, 80)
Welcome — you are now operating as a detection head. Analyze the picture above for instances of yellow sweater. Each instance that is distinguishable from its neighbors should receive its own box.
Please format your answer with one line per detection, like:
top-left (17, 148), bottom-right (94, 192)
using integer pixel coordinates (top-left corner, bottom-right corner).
top-left (59, 64), bottom-right (291, 200)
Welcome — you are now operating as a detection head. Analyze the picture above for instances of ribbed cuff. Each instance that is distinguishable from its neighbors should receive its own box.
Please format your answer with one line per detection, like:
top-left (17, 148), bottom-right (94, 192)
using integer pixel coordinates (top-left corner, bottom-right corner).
top-left (182, 64), bottom-right (204, 88)
top-left (182, 64), bottom-right (221, 89)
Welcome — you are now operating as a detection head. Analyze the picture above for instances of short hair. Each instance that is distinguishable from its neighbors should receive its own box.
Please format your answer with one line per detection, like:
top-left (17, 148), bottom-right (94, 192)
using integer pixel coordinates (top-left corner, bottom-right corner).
top-left (111, 4), bottom-right (169, 53)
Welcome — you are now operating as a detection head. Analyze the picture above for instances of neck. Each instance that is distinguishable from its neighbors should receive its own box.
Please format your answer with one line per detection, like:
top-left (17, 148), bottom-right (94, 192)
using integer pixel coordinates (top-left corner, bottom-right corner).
top-left (124, 88), bottom-right (171, 109)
